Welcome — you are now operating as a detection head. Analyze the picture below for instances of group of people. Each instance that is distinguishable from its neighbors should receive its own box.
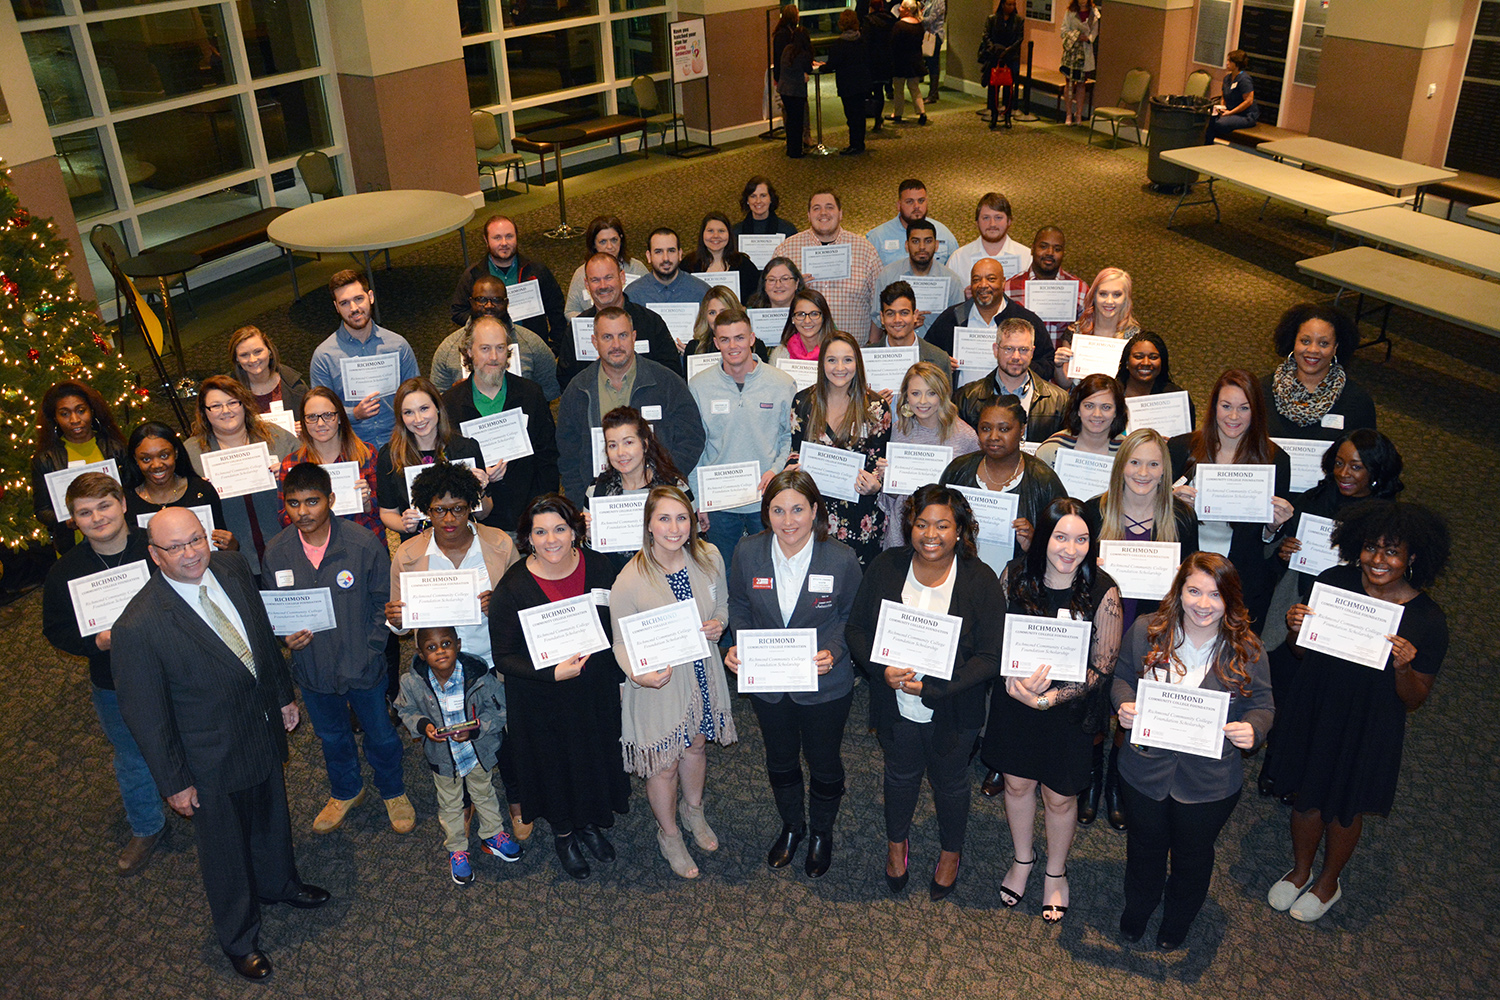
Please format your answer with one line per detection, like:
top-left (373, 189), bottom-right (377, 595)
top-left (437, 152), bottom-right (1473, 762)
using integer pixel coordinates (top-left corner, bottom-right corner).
top-left (35, 171), bottom-right (1447, 978)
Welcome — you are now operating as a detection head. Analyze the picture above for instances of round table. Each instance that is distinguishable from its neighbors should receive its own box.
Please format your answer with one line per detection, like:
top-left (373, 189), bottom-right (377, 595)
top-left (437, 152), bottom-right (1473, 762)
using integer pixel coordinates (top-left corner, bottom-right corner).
top-left (525, 126), bottom-right (588, 239)
top-left (121, 250), bottom-right (203, 376)
top-left (268, 189), bottom-right (476, 311)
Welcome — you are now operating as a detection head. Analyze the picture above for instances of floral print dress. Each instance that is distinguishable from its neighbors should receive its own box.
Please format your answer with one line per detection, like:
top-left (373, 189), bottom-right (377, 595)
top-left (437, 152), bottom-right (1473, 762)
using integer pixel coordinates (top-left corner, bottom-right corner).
top-left (790, 388), bottom-right (891, 569)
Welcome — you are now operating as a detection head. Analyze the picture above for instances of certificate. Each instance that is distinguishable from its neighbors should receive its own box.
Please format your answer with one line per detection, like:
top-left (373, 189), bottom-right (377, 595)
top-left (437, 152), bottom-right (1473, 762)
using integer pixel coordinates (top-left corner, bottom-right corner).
top-left (399, 569), bottom-right (484, 630)
top-left (200, 443), bottom-right (276, 499)
top-left (691, 271), bottom-right (740, 300)
top-left (1288, 512), bottom-right (1340, 577)
top-left (67, 560), bottom-right (150, 637)
top-left (403, 457), bottom-right (477, 502)
top-left (954, 486), bottom-right (1018, 546)
top-left (1025, 279), bottom-right (1081, 323)
top-left (884, 442), bottom-right (952, 496)
top-left (518, 593), bottom-right (611, 669)
top-left (1132, 680), bottom-right (1231, 759)
top-left (687, 352), bottom-right (721, 380)
top-left (339, 353), bottom-right (400, 401)
top-left (798, 442), bottom-right (864, 503)
top-left (589, 493), bottom-right (648, 553)
top-left (1125, 392), bottom-right (1193, 438)
top-left (645, 302), bottom-right (699, 343)
top-left (1065, 333), bottom-right (1128, 381)
top-left (1000, 613), bottom-right (1093, 683)
top-left (259, 587), bottom-right (337, 636)
top-left (860, 345), bottom-right (919, 395)
top-left (1099, 541), bottom-right (1181, 600)
top-left (869, 599), bottom-right (961, 680)
top-left (995, 252), bottom-right (1022, 279)
top-left (460, 410), bottom-right (534, 466)
top-left (571, 317), bottom-right (599, 361)
top-left (1194, 464), bottom-right (1274, 522)
top-left (696, 461), bottom-right (762, 511)
top-left (1271, 437), bottom-right (1330, 494)
top-left (775, 357), bottom-right (818, 391)
top-left (902, 274), bottom-right (950, 313)
top-left (748, 307), bottom-right (788, 342)
top-left (801, 243), bottom-right (852, 281)
top-left (950, 326), bottom-right (994, 370)
top-left (45, 459), bottom-right (121, 522)
top-left (1297, 582), bottom-right (1405, 670)
top-left (618, 598), bottom-right (712, 676)
top-left (590, 427), bottom-right (608, 481)
top-left (506, 278), bottom-right (545, 321)
top-left (739, 234), bottom-right (782, 269)
top-left (323, 461), bottom-right (366, 517)
top-left (1053, 449), bottom-right (1113, 501)
top-left (737, 628), bottom-right (820, 693)
top-left (259, 408), bottom-right (297, 435)
top-left (136, 504), bottom-right (215, 536)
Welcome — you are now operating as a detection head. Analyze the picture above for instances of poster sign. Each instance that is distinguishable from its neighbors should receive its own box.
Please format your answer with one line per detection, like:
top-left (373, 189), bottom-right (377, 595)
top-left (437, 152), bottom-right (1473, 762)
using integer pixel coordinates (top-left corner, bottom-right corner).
top-left (671, 18), bottom-right (709, 83)
top-left (1025, 0), bottom-right (1054, 21)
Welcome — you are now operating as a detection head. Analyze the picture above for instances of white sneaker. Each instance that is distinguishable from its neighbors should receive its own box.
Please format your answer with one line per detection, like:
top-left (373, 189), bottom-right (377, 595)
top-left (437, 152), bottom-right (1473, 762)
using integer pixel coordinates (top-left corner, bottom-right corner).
top-left (1289, 880), bottom-right (1342, 922)
top-left (1267, 869), bottom-right (1309, 911)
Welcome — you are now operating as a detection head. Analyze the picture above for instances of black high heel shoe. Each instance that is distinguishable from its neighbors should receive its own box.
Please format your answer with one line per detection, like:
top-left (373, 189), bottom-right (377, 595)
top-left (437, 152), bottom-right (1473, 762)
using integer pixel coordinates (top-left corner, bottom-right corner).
top-left (885, 841), bottom-right (909, 894)
top-left (998, 856), bottom-right (1034, 908)
top-left (929, 852), bottom-right (960, 902)
top-left (1042, 868), bottom-right (1069, 923)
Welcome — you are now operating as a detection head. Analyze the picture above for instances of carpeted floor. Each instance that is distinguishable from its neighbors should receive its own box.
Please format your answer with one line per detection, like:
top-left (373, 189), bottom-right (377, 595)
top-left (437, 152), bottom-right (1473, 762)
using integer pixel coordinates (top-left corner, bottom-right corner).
top-left (4, 107), bottom-right (1497, 1000)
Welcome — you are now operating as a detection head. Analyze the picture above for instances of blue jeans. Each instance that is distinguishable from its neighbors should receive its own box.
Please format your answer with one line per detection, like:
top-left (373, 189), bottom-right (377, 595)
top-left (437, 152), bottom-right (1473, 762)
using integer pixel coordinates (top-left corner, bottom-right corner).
top-left (301, 683), bottom-right (405, 801)
top-left (91, 685), bottom-right (166, 837)
top-left (702, 510), bottom-right (761, 571)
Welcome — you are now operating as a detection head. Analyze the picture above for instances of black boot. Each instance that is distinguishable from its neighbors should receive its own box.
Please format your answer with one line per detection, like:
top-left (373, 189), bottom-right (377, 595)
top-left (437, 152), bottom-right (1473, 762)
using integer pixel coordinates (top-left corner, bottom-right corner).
top-left (767, 767), bottom-right (805, 868)
top-left (1078, 741), bottom-right (1105, 825)
top-left (805, 775), bottom-right (844, 878)
top-left (1105, 744), bottom-right (1127, 830)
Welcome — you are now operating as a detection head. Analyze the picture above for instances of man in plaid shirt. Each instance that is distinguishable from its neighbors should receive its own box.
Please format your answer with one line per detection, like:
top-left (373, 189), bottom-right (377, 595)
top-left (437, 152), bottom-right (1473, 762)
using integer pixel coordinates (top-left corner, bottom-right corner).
top-left (773, 189), bottom-right (882, 345)
top-left (1004, 226), bottom-right (1087, 349)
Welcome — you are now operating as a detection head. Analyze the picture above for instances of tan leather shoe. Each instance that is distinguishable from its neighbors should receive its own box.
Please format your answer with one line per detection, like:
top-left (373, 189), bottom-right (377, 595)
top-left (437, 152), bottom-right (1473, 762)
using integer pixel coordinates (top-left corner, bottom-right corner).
top-left (385, 793), bottom-right (416, 834)
top-left (509, 802), bottom-right (533, 841)
top-left (117, 827), bottom-right (165, 876)
top-left (312, 789), bottom-right (366, 833)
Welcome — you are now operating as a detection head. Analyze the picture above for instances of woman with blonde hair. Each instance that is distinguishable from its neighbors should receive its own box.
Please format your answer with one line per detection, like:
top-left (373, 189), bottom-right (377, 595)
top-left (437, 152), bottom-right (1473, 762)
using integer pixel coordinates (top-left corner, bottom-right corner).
top-left (879, 362), bottom-right (979, 549)
top-left (227, 325), bottom-right (308, 415)
top-left (686, 285), bottom-right (766, 364)
top-left (789, 331), bottom-right (892, 567)
top-left (610, 485), bottom-right (736, 878)
top-left (1055, 268), bottom-right (1141, 389)
top-left (185, 374), bottom-right (299, 575)
top-left (375, 376), bottom-right (487, 540)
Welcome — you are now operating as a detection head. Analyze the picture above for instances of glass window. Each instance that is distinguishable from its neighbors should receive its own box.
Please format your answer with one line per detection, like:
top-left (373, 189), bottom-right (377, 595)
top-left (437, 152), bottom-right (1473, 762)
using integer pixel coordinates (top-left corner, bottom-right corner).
top-left (238, 0), bottom-right (319, 78)
top-left (458, 0), bottom-right (491, 35)
top-left (54, 129), bottom-right (117, 220)
top-left (11, 0), bottom-right (64, 19)
top-left (616, 77), bottom-right (667, 118)
top-left (89, 6), bottom-right (234, 111)
top-left (116, 96), bottom-right (250, 203)
top-left (255, 78), bottom-right (331, 161)
top-left (501, 0), bottom-right (598, 30)
top-left (136, 181), bottom-right (262, 247)
top-left (23, 27), bottom-right (92, 125)
top-left (611, 15), bottom-right (667, 80)
top-left (512, 92), bottom-right (606, 135)
top-left (465, 42), bottom-right (501, 106)
top-left (608, 0), bottom-right (666, 12)
top-left (505, 26), bottom-right (602, 100)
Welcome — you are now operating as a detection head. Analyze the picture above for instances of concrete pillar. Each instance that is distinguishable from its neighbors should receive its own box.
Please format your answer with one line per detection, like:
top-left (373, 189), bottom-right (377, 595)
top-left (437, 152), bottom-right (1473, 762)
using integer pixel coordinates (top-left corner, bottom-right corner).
top-left (327, 0), bottom-right (479, 197)
top-left (677, 0), bottom-right (782, 140)
top-left (1092, 0), bottom-right (1195, 129)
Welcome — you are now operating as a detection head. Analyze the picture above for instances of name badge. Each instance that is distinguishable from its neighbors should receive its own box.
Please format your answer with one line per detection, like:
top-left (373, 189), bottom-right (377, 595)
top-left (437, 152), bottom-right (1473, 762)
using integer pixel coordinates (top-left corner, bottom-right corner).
top-left (808, 574), bottom-right (834, 593)
top-left (883, 238), bottom-right (900, 251)
top-left (439, 691), bottom-right (465, 715)
top-left (711, 399), bottom-right (730, 415)
top-left (641, 405), bottom-right (663, 421)
top-left (752, 576), bottom-right (773, 590)
top-left (1320, 413), bottom-right (1344, 429)
top-left (591, 588), bottom-right (611, 607)
top-left (275, 569), bottom-right (295, 588)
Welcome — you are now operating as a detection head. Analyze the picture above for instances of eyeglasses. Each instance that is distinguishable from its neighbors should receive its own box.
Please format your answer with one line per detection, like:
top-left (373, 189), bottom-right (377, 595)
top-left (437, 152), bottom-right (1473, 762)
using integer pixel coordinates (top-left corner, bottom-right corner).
top-left (428, 503), bottom-right (473, 521)
top-left (303, 412), bottom-right (340, 425)
top-left (151, 534), bottom-right (209, 556)
top-left (764, 275), bottom-right (796, 285)
top-left (472, 295), bottom-right (507, 305)
top-left (205, 400), bottom-right (243, 414)
top-left (997, 345), bottom-right (1033, 356)
top-left (792, 310), bottom-right (821, 322)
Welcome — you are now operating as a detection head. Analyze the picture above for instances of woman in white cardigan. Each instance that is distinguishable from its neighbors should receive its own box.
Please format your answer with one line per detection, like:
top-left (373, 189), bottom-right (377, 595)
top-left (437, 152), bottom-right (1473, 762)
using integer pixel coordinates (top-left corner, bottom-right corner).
top-left (611, 485), bottom-right (737, 878)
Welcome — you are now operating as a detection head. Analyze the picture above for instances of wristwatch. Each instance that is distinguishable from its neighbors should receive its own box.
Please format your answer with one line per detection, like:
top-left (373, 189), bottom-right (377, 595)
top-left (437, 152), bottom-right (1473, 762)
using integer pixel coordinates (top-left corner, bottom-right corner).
top-left (1036, 695), bottom-right (1050, 710)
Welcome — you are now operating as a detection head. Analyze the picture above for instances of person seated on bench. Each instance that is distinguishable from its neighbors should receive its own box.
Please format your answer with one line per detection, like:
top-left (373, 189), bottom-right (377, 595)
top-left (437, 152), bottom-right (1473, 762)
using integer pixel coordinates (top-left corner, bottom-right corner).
top-left (1206, 50), bottom-right (1259, 144)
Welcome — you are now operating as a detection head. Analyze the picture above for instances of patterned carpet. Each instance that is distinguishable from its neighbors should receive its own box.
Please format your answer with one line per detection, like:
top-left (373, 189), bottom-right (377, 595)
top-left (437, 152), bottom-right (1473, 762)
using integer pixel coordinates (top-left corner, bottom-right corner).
top-left (4, 107), bottom-right (1497, 999)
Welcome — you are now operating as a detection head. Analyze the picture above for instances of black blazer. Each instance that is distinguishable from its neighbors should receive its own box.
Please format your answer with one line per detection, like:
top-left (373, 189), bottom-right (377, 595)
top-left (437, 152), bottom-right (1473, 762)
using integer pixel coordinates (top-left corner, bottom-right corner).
top-left (442, 373), bottom-right (561, 532)
top-left (727, 532), bottom-right (864, 705)
top-left (847, 547), bottom-right (1003, 754)
top-left (112, 550), bottom-right (294, 797)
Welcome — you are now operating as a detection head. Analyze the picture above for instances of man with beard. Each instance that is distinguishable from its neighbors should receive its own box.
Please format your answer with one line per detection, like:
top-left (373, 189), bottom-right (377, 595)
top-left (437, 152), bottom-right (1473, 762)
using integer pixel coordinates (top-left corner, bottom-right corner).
top-left (865, 179), bottom-right (958, 266)
top-left (429, 275), bottom-right (560, 399)
top-left (953, 316), bottom-right (1067, 442)
top-left (773, 189), bottom-right (882, 345)
top-left (570, 253), bottom-right (682, 387)
top-left (449, 215), bottom-right (565, 352)
top-left (1004, 226), bottom-right (1087, 350)
top-left (868, 219), bottom-right (965, 342)
top-left (626, 228), bottom-right (712, 306)
top-left (310, 269), bottom-right (419, 448)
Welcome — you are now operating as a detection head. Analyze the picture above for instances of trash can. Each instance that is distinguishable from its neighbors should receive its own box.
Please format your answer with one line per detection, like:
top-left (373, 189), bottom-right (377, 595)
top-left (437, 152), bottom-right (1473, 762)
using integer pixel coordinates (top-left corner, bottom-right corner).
top-left (1147, 96), bottom-right (1212, 189)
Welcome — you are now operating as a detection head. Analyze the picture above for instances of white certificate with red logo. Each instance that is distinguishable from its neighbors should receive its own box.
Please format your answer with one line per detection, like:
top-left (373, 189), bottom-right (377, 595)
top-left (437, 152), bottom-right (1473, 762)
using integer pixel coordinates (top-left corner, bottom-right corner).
top-left (869, 599), bottom-right (961, 680)
top-left (518, 593), bottom-right (611, 669)
top-left (618, 599), bottom-right (712, 676)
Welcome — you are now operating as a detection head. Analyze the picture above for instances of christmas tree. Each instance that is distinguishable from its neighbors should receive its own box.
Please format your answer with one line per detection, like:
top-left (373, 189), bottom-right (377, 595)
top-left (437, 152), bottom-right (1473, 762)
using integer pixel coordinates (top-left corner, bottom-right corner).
top-left (0, 161), bottom-right (143, 550)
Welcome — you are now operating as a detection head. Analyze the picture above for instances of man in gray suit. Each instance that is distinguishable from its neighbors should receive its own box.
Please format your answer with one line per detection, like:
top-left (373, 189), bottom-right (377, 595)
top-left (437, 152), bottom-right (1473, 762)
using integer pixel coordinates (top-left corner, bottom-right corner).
top-left (113, 508), bottom-right (327, 982)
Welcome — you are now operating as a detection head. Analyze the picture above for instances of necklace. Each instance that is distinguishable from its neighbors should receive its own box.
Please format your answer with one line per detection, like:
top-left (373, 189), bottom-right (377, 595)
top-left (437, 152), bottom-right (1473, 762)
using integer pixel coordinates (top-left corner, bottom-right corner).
top-left (94, 542), bottom-right (134, 571)
top-left (140, 477), bottom-right (187, 505)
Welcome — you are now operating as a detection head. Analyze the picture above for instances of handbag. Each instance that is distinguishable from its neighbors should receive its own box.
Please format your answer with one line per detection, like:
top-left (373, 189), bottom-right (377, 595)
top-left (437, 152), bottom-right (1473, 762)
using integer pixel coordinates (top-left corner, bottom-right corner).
top-left (991, 65), bottom-right (1013, 87)
top-left (922, 31), bottom-right (937, 57)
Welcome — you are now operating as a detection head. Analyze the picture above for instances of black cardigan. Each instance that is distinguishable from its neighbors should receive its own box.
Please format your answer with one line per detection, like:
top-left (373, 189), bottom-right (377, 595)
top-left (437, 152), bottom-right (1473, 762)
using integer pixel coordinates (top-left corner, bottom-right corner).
top-left (846, 547), bottom-right (1003, 754)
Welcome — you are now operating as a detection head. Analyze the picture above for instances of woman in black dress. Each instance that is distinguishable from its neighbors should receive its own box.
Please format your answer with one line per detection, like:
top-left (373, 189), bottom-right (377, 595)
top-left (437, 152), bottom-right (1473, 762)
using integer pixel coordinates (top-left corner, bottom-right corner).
top-left (490, 494), bottom-right (629, 880)
top-left (989, 496), bottom-right (1122, 923)
top-left (1268, 500), bottom-right (1450, 922)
